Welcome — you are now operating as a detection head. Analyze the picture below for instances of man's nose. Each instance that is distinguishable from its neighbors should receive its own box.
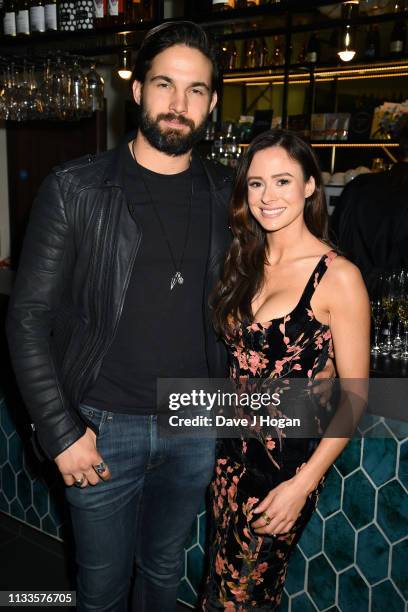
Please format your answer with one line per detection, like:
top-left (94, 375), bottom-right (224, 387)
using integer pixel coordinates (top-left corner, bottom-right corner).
top-left (169, 89), bottom-right (188, 114)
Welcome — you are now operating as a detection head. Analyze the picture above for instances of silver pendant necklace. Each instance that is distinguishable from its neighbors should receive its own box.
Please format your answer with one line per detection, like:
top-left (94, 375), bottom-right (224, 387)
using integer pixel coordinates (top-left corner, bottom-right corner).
top-left (131, 140), bottom-right (193, 291)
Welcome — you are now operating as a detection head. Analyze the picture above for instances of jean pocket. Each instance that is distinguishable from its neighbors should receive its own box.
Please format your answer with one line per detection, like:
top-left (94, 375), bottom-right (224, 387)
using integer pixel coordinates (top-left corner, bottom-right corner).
top-left (78, 404), bottom-right (107, 437)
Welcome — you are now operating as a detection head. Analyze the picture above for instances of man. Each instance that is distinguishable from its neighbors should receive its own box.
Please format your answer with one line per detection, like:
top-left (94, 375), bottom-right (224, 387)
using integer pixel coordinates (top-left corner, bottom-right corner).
top-left (330, 125), bottom-right (408, 295)
top-left (7, 21), bottom-right (232, 611)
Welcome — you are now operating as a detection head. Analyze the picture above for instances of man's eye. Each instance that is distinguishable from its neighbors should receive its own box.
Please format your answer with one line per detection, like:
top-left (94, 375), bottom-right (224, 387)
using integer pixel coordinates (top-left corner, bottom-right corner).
top-left (158, 82), bottom-right (169, 88)
top-left (277, 179), bottom-right (290, 186)
top-left (191, 88), bottom-right (204, 95)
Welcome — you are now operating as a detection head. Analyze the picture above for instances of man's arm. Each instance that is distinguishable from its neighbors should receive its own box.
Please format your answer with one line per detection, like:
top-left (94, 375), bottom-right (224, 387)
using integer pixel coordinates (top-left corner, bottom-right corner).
top-left (6, 171), bottom-right (86, 460)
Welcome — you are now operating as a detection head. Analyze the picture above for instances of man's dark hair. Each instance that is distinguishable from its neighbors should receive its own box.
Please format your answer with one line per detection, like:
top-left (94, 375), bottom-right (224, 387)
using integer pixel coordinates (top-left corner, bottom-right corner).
top-left (131, 21), bottom-right (219, 94)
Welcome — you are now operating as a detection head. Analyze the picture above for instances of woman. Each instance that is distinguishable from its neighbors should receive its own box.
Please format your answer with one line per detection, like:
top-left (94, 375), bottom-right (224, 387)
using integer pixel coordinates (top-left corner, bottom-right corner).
top-left (202, 129), bottom-right (370, 611)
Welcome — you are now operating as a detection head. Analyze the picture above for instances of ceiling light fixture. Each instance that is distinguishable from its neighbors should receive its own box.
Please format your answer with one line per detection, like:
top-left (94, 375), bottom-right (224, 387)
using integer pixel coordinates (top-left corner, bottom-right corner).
top-left (117, 48), bottom-right (133, 80)
top-left (338, 1), bottom-right (359, 62)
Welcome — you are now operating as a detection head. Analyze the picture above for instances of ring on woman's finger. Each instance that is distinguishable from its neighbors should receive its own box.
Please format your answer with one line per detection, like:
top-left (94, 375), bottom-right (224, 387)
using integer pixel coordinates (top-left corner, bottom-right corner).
top-left (74, 476), bottom-right (85, 487)
top-left (261, 511), bottom-right (272, 525)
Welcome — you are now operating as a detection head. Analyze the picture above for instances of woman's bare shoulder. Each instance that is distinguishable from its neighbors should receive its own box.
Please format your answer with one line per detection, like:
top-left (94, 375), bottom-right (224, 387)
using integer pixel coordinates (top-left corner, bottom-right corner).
top-left (327, 254), bottom-right (364, 284)
top-left (323, 254), bottom-right (369, 304)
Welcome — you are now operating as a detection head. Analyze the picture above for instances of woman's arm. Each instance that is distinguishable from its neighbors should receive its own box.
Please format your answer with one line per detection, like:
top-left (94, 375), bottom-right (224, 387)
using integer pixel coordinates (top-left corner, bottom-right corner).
top-left (252, 258), bottom-right (371, 534)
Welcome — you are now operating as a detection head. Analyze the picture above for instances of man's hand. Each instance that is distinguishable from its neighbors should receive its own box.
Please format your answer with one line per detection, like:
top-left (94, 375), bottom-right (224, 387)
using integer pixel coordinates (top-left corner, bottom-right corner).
top-left (54, 428), bottom-right (111, 487)
top-left (313, 356), bottom-right (336, 405)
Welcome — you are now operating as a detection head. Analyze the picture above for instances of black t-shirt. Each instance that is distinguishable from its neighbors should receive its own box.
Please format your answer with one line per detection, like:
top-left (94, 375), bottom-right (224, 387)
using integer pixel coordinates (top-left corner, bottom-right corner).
top-left (84, 142), bottom-right (211, 413)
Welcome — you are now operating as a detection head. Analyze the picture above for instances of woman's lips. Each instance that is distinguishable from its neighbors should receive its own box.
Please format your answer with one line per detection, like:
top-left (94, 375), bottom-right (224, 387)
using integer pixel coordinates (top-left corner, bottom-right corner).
top-left (260, 207), bottom-right (286, 218)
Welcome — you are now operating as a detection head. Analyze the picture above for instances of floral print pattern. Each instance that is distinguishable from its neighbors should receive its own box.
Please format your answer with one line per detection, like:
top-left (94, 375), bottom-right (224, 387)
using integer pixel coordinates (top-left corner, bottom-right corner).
top-left (202, 252), bottom-right (337, 611)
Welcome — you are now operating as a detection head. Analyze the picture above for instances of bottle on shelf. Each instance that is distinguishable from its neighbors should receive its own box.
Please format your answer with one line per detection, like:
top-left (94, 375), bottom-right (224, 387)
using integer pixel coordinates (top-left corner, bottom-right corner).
top-left (58, 0), bottom-right (75, 30)
top-left (364, 24), bottom-right (381, 60)
top-left (30, 0), bottom-right (46, 32)
top-left (107, 0), bottom-right (124, 25)
top-left (16, 0), bottom-right (30, 35)
top-left (3, 0), bottom-right (17, 36)
top-left (305, 32), bottom-right (320, 63)
top-left (244, 38), bottom-right (260, 68)
top-left (297, 42), bottom-right (307, 64)
top-left (212, 0), bottom-right (235, 11)
top-left (271, 35), bottom-right (284, 65)
top-left (226, 40), bottom-right (238, 70)
top-left (389, 2), bottom-right (406, 56)
top-left (128, 0), bottom-right (152, 21)
top-left (44, 0), bottom-right (58, 29)
top-left (30, 0), bottom-right (45, 34)
top-left (93, 0), bottom-right (105, 26)
top-left (235, 0), bottom-right (259, 7)
top-left (75, 0), bottom-right (93, 29)
top-left (126, 0), bottom-right (141, 22)
top-left (259, 37), bottom-right (270, 66)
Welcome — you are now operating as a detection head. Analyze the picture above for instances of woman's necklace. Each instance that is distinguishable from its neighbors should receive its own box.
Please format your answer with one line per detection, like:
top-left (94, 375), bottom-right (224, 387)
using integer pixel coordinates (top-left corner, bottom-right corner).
top-left (131, 139), bottom-right (193, 291)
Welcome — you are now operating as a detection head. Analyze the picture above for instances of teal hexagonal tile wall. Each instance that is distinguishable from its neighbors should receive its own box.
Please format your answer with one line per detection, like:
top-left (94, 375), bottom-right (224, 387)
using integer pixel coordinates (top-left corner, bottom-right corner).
top-left (391, 539), bottom-right (408, 601)
top-left (357, 524), bottom-right (389, 584)
top-left (291, 592), bottom-right (317, 611)
top-left (324, 511), bottom-right (355, 571)
top-left (362, 424), bottom-right (397, 487)
top-left (343, 470), bottom-right (376, 529)
top-left (307, 554), bottom-right (336, 610)
top-left (398, 440), bottom-right (408, 490)
top-left (297, 510), bottom-right (323, 559)
top-left (377, 480), bottom-right (408, 543)
top-left (316, 465), bottom-right (342, 518)
top-left (1, 397), bottom-right (407, 611)
top-left (284, 546), bottom-right (306, 595)
top-left (371, 579), bottom-right (405, 612)
top-left (8, 432), bottom-right (24, 474)
top-left (338, 567), bottom-right (369, 611)
top-left (334, 438), bottom-right (361, 476)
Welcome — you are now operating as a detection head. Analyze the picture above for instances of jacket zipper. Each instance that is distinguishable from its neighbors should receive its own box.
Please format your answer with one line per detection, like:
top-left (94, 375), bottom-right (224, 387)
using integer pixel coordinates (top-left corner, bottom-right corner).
top-left (75, 193), bottom-right (142, 402)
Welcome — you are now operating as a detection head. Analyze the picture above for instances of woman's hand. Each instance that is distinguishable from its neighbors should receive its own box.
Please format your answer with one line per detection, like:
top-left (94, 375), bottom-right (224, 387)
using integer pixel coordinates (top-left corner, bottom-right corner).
top-left (251, 470), bottom-right (309, 536)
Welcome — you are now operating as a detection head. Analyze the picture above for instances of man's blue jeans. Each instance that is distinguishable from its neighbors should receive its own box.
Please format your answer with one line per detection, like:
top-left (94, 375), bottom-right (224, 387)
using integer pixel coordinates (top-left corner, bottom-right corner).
top-left (65, 405), bottom-right (216, 612)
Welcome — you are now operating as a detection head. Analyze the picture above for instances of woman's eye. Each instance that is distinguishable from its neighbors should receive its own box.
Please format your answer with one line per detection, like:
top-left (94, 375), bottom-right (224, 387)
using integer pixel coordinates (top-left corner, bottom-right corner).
top-left (248, 181), bottom-right (262, 188)
top-left (277, 179), bottom-right (290, 186)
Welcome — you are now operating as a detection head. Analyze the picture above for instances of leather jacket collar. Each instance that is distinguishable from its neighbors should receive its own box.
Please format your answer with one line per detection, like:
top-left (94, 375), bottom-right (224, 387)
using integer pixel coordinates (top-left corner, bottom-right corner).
top-left (98, 138), bottom-right (232, 193)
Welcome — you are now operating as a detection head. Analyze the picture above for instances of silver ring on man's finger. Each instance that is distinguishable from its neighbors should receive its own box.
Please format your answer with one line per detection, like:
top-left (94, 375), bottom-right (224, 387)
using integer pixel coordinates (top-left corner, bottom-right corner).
top-left (74, 476), bottom-right (85, 487)
top-left (94, 462), bottom-right (107, 475)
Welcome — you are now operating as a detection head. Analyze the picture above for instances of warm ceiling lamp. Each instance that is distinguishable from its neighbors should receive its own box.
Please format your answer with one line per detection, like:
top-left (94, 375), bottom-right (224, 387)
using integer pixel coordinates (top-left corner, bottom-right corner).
top-left (117, 49), bottom-right (133, 80)
top-left (338, 1), bottom-right (359, 62)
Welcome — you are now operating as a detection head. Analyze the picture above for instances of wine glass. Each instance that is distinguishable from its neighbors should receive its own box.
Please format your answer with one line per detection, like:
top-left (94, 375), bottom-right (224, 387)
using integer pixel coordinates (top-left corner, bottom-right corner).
top-left (391, 269), bottom-right (404, 358)
top-left (381, 272), bottom-right (398, 355)
top-left (398, 271), bottom-right (408, 360)
top-left (370, 274), bottom-right (384, 355)
top-left (70, 58), bottom-right (88, 119)
top-left (86, 62), bottom-right (104, 113)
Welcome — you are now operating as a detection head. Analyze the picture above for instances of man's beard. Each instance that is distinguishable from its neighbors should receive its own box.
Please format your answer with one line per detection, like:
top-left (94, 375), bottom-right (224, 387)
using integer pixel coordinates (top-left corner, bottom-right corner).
top-left (138, 100), bottom-right (209, 156)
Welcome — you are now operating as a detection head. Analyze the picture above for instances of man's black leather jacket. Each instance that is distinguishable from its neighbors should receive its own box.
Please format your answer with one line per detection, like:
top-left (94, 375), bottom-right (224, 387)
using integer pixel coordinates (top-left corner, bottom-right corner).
top-left (6, 144), bottom-right (233, 460)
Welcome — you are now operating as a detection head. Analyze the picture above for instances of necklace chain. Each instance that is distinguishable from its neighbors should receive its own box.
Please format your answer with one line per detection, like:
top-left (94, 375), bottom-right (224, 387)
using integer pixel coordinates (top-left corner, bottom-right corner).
top-left (131, 139), bottom-right (193, 291)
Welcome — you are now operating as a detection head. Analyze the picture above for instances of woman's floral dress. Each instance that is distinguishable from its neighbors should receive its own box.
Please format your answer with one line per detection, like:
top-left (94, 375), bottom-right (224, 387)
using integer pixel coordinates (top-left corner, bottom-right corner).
top-left (202, 251), bottom-right (337, 611)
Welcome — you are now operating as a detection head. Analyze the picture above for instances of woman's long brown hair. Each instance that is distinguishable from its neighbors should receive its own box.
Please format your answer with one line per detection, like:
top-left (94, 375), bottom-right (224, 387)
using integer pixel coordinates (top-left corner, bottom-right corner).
top-left (211, 129), bottom-right (330, 338)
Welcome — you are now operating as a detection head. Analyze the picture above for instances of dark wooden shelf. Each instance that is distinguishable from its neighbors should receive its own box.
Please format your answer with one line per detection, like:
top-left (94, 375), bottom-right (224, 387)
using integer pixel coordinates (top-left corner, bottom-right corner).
top-left (1, 5), bottom-right (407, 58)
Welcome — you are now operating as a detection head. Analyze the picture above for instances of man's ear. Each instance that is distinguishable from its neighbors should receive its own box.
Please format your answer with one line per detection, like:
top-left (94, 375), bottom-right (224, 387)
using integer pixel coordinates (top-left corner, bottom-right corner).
top-left (132, 80), bottom-right (142, 106)
top-left (209, 90), bottom-right (218, 114)
top-left (305, 176), bottom-right (316, 199)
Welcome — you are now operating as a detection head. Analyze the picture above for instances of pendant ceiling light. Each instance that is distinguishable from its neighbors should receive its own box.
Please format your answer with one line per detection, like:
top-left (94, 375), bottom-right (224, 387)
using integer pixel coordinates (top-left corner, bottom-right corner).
top-left (338, 1), bottom-right (359, 61)
top-left (118, 48), bottom-right (133, 80)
